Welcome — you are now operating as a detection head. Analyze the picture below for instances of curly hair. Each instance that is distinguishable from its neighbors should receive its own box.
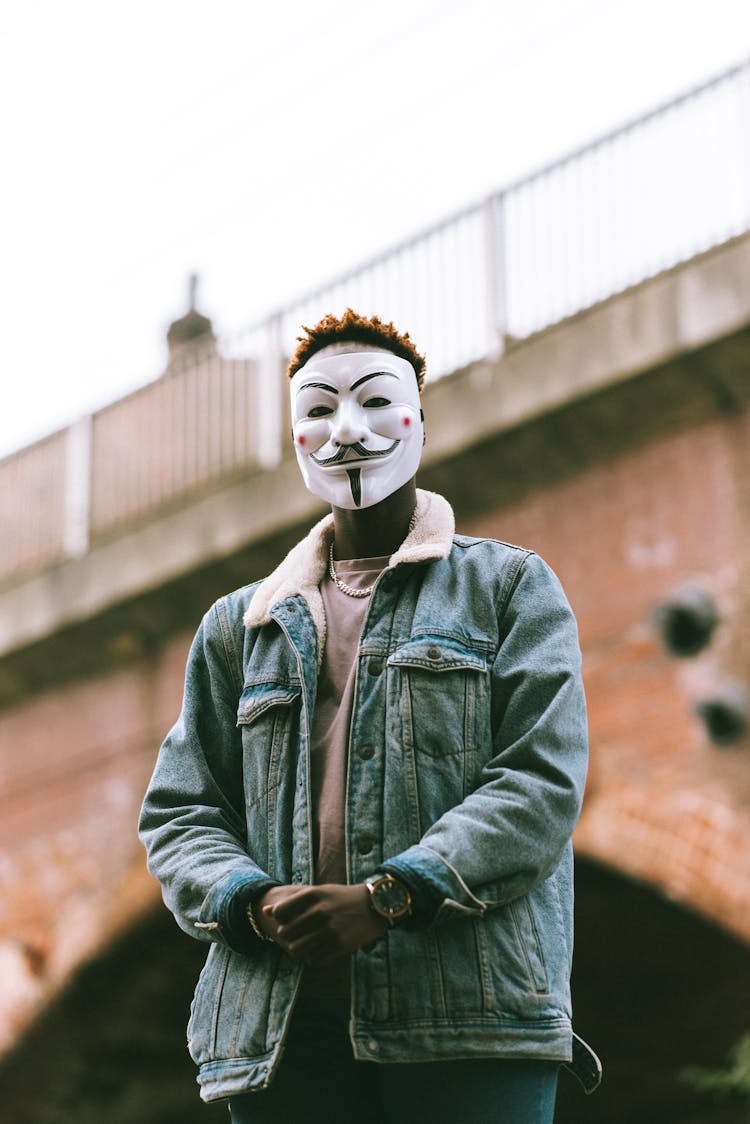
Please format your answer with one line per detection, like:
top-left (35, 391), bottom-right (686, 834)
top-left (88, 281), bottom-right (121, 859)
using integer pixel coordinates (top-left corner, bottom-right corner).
top-left (287, 309), bottom-right (426, 390)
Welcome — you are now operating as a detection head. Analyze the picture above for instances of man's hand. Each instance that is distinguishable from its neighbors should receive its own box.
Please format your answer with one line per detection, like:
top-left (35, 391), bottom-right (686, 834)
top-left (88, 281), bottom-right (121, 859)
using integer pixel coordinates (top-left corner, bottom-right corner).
top-left (255, 883), bottom-right (388, 965)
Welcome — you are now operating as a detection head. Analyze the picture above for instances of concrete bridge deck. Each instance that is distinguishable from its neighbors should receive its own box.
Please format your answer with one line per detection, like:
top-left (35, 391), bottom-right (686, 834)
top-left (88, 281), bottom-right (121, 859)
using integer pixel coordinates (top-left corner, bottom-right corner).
top-left (0, 232), bottom-right (748, 1063)
top-left (1, 231), bottom-right (748, 703)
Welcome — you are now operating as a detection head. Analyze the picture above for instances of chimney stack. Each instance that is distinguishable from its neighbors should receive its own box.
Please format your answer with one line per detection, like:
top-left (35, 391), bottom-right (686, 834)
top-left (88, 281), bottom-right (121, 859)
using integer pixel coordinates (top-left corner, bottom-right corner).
top-left (166, 274), bottom-right (216, 368)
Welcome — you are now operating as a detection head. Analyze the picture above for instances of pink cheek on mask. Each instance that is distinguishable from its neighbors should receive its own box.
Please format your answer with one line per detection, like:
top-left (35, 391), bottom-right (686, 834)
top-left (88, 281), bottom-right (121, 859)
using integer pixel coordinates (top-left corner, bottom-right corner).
top-left (402, 416), bottom-right (411, 428)
top-left (297, 435), bottom-right (306, 447)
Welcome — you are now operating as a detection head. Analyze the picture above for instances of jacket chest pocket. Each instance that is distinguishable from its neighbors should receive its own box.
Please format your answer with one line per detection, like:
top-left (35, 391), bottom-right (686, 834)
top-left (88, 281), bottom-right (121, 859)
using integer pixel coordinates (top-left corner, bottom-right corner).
top-left (236, 681), bottom-right (302, 797)
top-left (387, 638), bottom-right (488, 758)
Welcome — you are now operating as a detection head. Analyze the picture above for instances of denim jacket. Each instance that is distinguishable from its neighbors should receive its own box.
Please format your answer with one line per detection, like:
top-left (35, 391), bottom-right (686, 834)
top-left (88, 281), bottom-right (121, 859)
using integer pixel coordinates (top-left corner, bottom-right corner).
top-left (139, 489), bottom-right (599, 1103)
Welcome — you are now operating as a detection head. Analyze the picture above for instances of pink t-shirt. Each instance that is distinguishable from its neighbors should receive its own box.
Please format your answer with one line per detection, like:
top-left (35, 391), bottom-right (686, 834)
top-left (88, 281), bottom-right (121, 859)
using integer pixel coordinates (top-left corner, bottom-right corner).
top-left (302, 554), bottom-right (389, 999)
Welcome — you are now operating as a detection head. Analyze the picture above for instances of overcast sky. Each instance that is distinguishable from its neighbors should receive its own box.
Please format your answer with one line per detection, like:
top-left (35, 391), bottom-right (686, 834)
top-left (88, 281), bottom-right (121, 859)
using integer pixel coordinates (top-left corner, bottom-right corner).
top-left (1, 0), bottom-right (749, 457)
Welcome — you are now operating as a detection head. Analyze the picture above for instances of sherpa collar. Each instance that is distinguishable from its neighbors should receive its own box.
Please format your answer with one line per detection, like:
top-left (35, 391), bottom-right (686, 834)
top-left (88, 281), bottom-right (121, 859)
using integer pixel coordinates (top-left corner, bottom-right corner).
top-left (243, 489), bottom-right (455, 653)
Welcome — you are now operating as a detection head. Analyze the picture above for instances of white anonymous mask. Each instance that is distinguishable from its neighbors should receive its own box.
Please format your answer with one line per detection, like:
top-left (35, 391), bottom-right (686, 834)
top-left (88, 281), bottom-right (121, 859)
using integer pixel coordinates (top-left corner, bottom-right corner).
top-left (290, 348), bottom-right (423, 509)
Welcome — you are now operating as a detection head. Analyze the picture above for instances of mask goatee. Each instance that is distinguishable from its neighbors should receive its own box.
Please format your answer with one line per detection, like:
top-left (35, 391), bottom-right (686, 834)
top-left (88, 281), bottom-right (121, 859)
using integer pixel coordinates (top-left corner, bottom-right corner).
top-left (347, 468), bottom-right (362, 506)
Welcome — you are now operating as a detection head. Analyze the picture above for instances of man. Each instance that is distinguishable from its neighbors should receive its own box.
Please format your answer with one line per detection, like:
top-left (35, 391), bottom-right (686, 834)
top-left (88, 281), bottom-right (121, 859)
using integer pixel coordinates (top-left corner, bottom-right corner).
top-left (139, 310), bottom-right (600, 1122)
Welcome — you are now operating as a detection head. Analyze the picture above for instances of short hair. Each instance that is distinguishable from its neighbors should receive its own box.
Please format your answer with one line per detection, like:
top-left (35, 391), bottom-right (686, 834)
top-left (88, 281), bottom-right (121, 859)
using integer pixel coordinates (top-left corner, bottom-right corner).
top-left (287, 308), bottom-right (426, 390)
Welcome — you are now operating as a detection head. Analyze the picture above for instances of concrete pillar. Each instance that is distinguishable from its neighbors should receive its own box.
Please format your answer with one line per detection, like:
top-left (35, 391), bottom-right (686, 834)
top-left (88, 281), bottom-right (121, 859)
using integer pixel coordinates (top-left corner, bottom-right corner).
top-left (63, 415), bottom-right (92, 558)
top-left (483, 192), bottom-right (507, 362)
top-left (257, 313), bottom-right (283, 470)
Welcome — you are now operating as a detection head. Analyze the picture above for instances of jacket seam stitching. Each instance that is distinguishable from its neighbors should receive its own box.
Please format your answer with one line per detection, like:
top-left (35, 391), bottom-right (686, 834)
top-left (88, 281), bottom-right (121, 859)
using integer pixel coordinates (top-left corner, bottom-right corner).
top-left (214, 597), bottom-right (244, 697)
top-left (497, 550), bottom-right (534, 621)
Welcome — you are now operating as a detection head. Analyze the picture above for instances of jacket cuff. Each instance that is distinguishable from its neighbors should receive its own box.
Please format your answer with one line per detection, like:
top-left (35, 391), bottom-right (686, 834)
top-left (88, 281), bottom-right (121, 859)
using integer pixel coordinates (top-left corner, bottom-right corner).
top-left (195, 869), bottom-right (281, 953)
top-left (379, 844), bottom-right (486, 929)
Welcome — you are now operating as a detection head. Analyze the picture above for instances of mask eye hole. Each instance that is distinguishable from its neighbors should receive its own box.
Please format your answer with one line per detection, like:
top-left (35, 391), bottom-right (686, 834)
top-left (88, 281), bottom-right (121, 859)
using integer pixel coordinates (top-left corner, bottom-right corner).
top-left (363, 396), bottom-right (391, 408)
top-left (307, 405), bottom-right (334, 418)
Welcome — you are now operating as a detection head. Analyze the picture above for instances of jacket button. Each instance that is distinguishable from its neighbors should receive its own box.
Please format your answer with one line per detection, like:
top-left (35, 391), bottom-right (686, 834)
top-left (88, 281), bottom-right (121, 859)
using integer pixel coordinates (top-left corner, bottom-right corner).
top-left (358, 836), bottom-right (373, 854)
top-left (426, 646), bottom-right (441, 660)
top-left (359, 745), bottom-right (374, 760)
top-left (368, 661), bottom-right (383, 676)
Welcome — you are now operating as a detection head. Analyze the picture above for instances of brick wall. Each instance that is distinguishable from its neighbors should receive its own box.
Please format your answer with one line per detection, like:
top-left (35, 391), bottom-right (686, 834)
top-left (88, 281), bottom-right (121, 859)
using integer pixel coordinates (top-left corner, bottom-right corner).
top-left (0, 404), bottom-right (747, 1056)
top-left (463, 407), bottom-right (750, 940)
top-left (0, 630), bottom-right (192, 1051)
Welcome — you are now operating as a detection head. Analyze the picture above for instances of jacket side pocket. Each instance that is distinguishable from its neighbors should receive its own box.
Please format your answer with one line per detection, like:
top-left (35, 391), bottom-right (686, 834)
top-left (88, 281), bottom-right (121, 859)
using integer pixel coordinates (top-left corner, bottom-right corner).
top-left (187, 943), bottom-right (231, 1063)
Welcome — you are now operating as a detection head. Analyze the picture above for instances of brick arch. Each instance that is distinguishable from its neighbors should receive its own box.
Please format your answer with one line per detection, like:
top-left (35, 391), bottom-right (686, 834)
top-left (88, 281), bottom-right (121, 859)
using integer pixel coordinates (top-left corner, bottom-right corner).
top-left (556, 856), bottom-right (750, 1124)
top-left (574, 780), bottom-right (750, 942)
top-left (0, 905), bottom-right (226, 1123)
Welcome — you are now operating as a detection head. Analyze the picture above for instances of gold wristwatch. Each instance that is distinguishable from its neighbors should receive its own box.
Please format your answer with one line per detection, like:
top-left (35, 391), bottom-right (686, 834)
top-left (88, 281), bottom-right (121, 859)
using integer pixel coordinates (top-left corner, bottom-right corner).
top-left (365, 874), bottom-right (412, 925)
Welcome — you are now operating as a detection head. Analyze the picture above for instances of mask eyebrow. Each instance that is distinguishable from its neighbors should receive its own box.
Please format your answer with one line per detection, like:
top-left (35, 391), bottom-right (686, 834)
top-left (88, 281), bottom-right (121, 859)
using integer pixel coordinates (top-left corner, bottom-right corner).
top-left (349, 371), bottom-right (399, 391)
top-left (297, 381), bottom-right (339, 395)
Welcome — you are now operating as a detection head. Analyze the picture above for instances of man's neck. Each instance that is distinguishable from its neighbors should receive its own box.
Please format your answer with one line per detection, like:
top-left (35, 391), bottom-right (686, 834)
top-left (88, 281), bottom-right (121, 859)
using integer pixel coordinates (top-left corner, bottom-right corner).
top-left (331, 480), bottom-right (417, 560)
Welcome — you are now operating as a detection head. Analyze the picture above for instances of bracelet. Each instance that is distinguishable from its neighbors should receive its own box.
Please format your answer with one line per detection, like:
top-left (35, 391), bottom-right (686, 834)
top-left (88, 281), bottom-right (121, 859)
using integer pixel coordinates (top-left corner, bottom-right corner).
top-left (246, 899), bottom-right (273, 943)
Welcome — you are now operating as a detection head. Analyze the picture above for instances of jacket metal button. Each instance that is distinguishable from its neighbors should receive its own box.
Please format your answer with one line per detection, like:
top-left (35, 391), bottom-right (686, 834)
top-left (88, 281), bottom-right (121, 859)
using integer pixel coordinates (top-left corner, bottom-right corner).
top-left (426, 646), bottom-right (441, 660)
top-left (359, 745), bottom-right (374, 760)
top-left (358, 836), bottom-right (373, 854)
top-left (368, 661), bottom-right (383, 676)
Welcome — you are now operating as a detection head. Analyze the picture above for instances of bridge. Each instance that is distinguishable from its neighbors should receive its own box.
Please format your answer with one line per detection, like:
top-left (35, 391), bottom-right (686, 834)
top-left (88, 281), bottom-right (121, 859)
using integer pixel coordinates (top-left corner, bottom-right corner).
top-left (1, 61), bottom-right (749, 1122)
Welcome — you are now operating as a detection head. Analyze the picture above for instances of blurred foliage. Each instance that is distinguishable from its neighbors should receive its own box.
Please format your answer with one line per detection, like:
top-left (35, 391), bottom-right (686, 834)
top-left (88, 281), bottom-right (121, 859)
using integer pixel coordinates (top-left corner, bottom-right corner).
top-left (682, 1032), bottom-right (750, 1110)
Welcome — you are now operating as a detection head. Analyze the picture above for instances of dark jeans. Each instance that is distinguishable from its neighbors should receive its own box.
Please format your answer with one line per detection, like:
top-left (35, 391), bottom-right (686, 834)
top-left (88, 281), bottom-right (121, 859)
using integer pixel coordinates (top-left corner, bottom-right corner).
top-left (229, 1001), bottom-right (559, 1124)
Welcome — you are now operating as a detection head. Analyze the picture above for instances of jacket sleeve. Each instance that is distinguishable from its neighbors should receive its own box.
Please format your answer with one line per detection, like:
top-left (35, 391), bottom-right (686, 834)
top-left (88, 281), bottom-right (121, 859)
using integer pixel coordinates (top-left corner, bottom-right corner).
top-left (380, 551), bottom-right (588, 927)
top-left (138, 603), bottom-right (279, 951)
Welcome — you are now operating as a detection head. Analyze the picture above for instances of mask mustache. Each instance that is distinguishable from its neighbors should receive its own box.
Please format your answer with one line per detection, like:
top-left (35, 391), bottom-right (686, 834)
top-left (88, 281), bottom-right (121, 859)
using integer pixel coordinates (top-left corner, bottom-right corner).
top-left (311, 439), bottom-right (398, 467)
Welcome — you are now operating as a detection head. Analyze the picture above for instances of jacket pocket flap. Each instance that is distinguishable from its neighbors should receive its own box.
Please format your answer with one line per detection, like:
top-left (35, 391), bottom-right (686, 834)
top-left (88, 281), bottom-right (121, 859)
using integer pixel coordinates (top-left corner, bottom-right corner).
top-left (237, 682), bottom-right (301, 725)
top-left (387, 637), bottom-right (487, 673)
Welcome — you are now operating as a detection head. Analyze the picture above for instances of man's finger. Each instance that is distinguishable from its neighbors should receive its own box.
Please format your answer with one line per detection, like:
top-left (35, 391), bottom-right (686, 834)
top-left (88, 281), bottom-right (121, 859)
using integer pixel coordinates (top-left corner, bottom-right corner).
top-left (275, 910), bottom-right (328, 942)
top-left (267, 887), bottom-right (321, 924)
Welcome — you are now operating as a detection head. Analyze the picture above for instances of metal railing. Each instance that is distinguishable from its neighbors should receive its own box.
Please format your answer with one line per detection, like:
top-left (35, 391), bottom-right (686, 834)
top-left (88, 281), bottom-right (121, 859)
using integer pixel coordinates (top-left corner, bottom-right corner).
top-left (2, 58), bottom-right (749, 587)
top-left (0, 431), bottom-right (68, 582)
top-left (89, 351), bottom-right (260, 538)
top-left (242, 58), bottom-right (750, 371)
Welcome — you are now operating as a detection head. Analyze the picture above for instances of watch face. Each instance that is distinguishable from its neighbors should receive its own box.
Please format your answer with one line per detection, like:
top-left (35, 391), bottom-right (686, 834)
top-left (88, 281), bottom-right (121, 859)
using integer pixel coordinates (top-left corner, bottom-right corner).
top-left (372, 876), bottom-right (411, 918)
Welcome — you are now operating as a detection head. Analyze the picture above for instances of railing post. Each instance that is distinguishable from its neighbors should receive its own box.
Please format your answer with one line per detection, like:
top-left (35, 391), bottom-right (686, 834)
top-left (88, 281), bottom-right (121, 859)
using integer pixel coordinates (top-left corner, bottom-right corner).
top-left (483, 192), bottom-right (508, 362)
top-left (64, 414), bottom-right (92, 558)
top-left (257, 312), bottom-right (284, 470)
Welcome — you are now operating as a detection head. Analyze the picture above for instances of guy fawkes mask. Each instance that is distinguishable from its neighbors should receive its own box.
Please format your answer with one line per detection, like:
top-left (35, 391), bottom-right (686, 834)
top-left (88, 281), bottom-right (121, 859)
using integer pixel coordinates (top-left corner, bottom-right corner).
top-left (290, 346), bottom-right (423, 509)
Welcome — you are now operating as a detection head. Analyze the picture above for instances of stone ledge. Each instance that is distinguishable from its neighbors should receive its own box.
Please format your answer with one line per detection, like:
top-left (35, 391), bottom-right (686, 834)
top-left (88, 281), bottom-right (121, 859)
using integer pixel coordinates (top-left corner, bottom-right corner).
top-left (0, 233), bottom-right (749, 702)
